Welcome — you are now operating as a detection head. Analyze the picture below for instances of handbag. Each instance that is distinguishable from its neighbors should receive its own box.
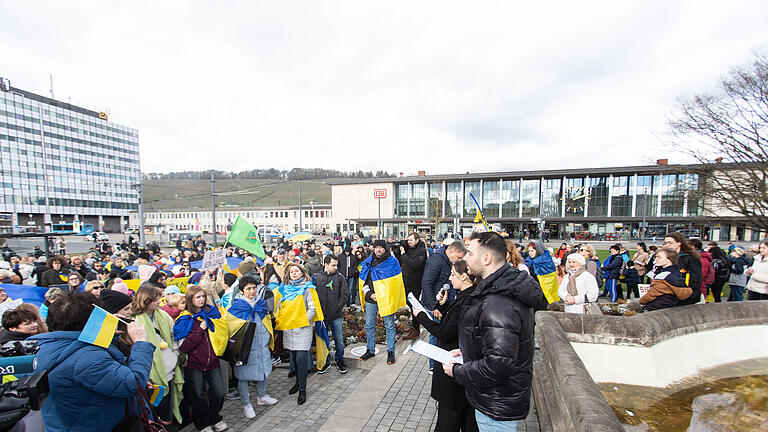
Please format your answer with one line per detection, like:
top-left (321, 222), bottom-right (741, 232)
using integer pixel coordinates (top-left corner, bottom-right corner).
top-left (129, 378), bottom-right (167, 432)
top-left (223, 321), bottom-right (257, 366)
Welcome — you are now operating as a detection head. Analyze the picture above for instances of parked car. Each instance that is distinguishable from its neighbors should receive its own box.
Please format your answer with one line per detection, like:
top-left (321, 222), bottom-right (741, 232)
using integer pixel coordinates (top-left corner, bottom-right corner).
top-left (675, 228), bottom-right (700, 239)
top-left (93, 231), bottom-right (110, 242)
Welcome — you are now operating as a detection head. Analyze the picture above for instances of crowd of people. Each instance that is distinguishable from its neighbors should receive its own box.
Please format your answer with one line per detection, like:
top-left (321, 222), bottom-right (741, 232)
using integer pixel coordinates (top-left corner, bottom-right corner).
top-left (0, 229), bottom-right (766, 432)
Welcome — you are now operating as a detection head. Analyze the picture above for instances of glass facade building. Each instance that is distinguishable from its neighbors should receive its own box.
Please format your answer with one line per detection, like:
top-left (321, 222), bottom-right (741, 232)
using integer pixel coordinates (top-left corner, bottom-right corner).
top-left (0, 80), bottom-right (140, 232)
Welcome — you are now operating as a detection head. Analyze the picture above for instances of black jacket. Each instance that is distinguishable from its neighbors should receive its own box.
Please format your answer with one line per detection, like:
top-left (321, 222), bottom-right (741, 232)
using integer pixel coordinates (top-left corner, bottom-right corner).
top-left (338, 252), bottom-right (358, 279)
top-left (313, 271), bottom-right (348, 320)
top-left (415, 285), bottom-right (476, 409)
top-left (399, 240), bottom-right (427, 294)
top-left (420, 247), bottom-right (452, 311)
top-left (0, 329), bottom-right (30, 344)
top-left (678, 253), bottom-right (702, 306)
top-left (453, 264), bottom-right (546, 421)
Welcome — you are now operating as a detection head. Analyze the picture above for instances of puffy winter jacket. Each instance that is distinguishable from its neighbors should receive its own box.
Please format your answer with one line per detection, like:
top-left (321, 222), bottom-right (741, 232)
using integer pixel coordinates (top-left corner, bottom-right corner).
top-left (420, 247), bottom-right (452, 311)
top-left (29, 331), bottom-right (154, 432)
top-left (452, 264), bottom-right (547, 421)
top-left (602, 254), bottom-right (623, 280)
top-left (678, 253), bottom-right (703, 305)
top-left (399, 240), bottom-right (427, 294)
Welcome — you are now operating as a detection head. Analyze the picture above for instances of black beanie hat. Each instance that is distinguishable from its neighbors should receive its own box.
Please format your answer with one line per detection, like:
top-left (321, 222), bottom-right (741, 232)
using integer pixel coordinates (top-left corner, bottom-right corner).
top-left (100, 290), bottom-right (132, 314)
top-left (373, 239), bottom-right (387, 249)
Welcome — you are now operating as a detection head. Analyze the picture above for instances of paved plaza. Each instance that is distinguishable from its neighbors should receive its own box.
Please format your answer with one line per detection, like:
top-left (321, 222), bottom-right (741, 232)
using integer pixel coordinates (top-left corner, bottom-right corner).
top-left (181, 334), bottom-right (541, 432)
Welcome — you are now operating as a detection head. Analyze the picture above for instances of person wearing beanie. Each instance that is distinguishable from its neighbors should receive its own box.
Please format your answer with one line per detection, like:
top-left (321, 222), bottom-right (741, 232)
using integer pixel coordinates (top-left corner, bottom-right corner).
top-left (100, 289), bottom-right (133, 317)
top-left (557, 253), bottom-right (598, 314)
top-left (111, 278), bottom-right (133, 296)
top-left (338, 246), bottom-right (359, 306)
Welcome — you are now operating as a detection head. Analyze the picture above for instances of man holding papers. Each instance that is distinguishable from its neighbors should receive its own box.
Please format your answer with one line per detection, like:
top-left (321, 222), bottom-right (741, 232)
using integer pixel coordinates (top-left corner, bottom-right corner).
top-left (412, 259), bottom-right (478, 432)
top-left (444, 232), bottom-right (546, 432)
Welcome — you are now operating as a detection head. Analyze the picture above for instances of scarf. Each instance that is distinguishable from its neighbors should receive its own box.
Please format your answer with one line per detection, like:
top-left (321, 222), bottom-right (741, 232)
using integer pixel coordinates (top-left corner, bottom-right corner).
top-left (172, 304), bottom-right (222, 340)
top-left (567, 266), bottom-right (586, 297)
top-left (278, 277), bottom-right (308, 302)
top-left (228, 297), bottom-right (268, 322)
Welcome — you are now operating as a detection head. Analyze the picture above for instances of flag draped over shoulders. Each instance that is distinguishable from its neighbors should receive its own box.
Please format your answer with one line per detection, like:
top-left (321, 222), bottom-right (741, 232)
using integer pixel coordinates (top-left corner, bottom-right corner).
top-left (271, 281), bottom-right (324, 331)
top-left (358, 255), bottom-right (407, 317)
top-left (526, 249), bottom-right (560, 304)
top-left (173, 304), bottom-right (244, 356)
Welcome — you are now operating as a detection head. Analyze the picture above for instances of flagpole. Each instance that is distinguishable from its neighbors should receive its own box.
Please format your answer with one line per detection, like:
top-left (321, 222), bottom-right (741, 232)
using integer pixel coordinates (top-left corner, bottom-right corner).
top-left (469, 193), bottom-right (490, 231)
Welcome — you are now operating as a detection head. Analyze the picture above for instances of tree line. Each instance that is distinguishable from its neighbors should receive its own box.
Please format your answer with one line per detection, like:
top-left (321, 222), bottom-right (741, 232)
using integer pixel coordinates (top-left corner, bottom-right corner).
top-left (142, 168), bottom-right (393, 181)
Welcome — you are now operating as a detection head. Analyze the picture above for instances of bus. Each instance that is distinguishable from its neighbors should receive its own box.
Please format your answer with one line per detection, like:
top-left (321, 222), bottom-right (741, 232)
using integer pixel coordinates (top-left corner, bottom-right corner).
top-left (166, 230), bottom-right (203, 247)
top-left (50, 222), bottom-right (95, 235)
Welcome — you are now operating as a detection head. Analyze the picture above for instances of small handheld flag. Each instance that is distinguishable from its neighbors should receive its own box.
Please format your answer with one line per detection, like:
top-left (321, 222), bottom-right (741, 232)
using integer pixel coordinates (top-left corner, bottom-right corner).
top-left (77, 305), bottom-right (119, 348)
top-left (149, 384), bottom-right (166, 407)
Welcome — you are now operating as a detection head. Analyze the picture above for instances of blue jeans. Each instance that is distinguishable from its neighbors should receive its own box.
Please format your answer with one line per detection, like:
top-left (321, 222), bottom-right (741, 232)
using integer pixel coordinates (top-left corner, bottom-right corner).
top-left (237, 379), bottom-right (267, 406)
top-left (289, 350), bottom-right (312, 373)
top-left (347, 278), bottom-right (357, 305)
top-left (325, 317), bottom-right (345, 363)
top-left (475, 410), bottom-right (518, 432)
top-left (365, 302), bottom-right (396, 353)
top-left (728, 285), bottom-right (745, 301)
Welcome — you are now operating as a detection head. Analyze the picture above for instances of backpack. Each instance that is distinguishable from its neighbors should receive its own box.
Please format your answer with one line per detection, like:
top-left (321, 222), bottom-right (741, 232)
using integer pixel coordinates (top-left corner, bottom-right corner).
top-left (590, 259), bottom-right (604, 288)
top-left (713, 257), bottom-right (729, 278)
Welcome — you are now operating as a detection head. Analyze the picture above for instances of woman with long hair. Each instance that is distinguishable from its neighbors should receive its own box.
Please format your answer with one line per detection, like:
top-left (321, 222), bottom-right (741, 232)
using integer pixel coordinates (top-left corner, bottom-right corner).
top-left (39, 256), bottom-right (69, 288)
top-left (174, 285), bottom-right (228, 432)
top-left (412, 260), bottom-right (478, 432)
top-left (663, 232), bottom-right (701, 305)
top-left (505, 240), bottom-right (529, 273)
top-left (633, 242), bottom-right (650, 282)
top-left (745, 240), bottom-right (768, 301)
top-left (728, 247), bottom-right (750, 301)
top-left (133, 285), bottom-right (183, 425)
top-left (272, 262), bottom-right (322, 405)
top-left (66, 272), bottom-right (85, 292)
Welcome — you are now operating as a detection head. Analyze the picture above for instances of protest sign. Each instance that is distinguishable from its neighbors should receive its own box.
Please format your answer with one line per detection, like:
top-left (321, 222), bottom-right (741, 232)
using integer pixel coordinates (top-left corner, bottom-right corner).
top-left (201, 249), bottom-right (227, 271)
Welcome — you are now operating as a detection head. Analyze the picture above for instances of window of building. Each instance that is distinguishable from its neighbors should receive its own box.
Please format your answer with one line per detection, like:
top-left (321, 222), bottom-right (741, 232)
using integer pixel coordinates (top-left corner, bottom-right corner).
top-left (464, 181), bottom-right (481, 218)
top-left (428, 182), bottom-right (444, 219)
top-left (445, 182), bottom-right (462, 217)
top-left (660, 174), bottom-right (685, 217)
top-left (501, 180), bottom-right (520, 218)
top-left (521, 179), bottom-right (540, 218)
top-left (588, 177), bottom-right (609, 217)
top-left (541, 178), bottom-right (561, 218)
top-left (396, 184), bottom-right (409, 217)
top-left (410, 183), bottom-right (425, 216)
top-left (482, 180), bottom-right (500, 218)
top-left (563, 177), bottom-right (586, 217)
top-left (611, 176), bottom-right (632, 217)
top-left (636, 175), bottom-right (657, 218)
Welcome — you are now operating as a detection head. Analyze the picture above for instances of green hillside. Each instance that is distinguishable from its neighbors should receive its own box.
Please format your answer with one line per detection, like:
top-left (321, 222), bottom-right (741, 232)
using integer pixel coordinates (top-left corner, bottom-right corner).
top-left (141, 179), bottom-right (330, 210)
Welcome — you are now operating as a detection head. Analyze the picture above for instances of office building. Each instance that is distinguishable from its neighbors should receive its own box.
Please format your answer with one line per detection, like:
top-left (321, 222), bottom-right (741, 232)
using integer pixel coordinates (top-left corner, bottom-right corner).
top-left (0, 77), bottom-right (140, 233)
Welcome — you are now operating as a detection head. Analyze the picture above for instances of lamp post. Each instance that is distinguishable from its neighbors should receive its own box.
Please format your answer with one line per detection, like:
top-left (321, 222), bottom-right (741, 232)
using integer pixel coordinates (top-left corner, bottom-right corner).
top-left (131, 181), bottom-right (145, 247)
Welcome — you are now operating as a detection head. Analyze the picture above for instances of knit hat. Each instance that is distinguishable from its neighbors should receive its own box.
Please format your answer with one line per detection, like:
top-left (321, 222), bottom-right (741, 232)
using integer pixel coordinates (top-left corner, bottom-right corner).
top-left (100, 289), bottom-right (132, 314)
top-left (163, 286), bottom-right (181, 295)
top-left (111, 278), bottom-right (132, 296)
top-left (238, 261), bottom-right (256, 276)
top-left (373, 239), bottom-right (387, 250)
top-left (188, 271), bottom-right (204, 285)
top-left (566, 253), bottom-right (586, 266)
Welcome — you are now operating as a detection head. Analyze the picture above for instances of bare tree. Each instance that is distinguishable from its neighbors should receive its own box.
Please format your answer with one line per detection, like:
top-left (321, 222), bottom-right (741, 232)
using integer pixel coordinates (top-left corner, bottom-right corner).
top-left (668, 51), bottom-right (768, 232)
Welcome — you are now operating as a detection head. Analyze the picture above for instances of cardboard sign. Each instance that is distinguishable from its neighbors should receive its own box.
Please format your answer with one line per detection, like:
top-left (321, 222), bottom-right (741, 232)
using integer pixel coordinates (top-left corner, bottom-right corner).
top-left (201, 249), bottom-right (227, 271)
top-left (638, 284), bottom-right (650, 298)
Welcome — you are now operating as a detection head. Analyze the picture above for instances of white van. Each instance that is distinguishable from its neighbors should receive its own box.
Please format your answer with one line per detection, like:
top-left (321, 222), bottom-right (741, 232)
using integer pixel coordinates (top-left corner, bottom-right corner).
top-left (257, 226), bottom-right (286, 244)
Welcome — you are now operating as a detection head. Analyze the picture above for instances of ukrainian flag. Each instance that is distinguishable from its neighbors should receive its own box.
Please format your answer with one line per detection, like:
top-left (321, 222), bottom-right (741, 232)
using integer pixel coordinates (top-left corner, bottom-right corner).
top-left (78, 305), bottom-right (119, 348)
top-left (314, 321), bottom-right (331, 370)
top-left (527, 251), bottom-right (560, 304)
top-left (271, 283), bottom-right (324, 331)
top-left (149, 385), bottom-right (166, 407)
top-left (358, 256), bottom-right (407, 317)
top-left (174, 306), bottom-right (245, 356)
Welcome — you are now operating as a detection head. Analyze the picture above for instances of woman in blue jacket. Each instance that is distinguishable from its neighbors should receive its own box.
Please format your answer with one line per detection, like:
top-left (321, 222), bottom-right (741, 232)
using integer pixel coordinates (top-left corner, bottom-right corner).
top-left (602, 244), bottom-right (624, 302)
top-left (30, 292), bottom-right (155, 432)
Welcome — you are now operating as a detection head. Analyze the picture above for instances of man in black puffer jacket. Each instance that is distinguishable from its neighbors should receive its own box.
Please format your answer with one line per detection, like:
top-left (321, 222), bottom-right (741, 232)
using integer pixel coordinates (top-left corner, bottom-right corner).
top-left (445, 231), bottom-right (547, 428)
top-left (399, 232), bottom-right (427, 340)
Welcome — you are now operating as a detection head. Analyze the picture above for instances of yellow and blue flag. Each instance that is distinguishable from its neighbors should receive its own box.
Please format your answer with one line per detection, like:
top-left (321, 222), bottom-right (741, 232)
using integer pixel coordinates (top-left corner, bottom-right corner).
top-left (358, 255), bottom-right (407, 317)
top-left (314, 321), bottom-right (331, 370)
top-left (271, 282), bottom-right (324, 331)
top-left (526, 247), bottom-right (560, 303)
top-left (149, 385), bottom-right (166, 407)
top-left (78, 305), bottom-right (119, 348)
top-left (173, 305), bottom-right (245, 356)
top-left (469, 193), bottom-right (491, 231)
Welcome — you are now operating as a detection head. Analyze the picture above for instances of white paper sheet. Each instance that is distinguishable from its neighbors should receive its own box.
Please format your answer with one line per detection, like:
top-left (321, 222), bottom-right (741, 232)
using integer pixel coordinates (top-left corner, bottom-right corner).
top-left (407, 292), bottom-right (425, 312)
top-left (410, 340), bottom-right (463, 365)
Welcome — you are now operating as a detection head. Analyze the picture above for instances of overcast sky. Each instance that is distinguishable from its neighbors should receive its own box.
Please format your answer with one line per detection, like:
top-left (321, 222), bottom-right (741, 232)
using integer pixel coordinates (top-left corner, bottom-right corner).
top-left (3, 1), bottom-right (768, 175)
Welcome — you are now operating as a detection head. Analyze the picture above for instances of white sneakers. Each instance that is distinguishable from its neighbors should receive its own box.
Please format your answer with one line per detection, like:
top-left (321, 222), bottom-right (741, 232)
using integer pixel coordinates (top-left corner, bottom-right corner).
top-left (256, 394), bottom-right (278, 406)
top-left (213, 421), bottom-right (228, 432)
top-left (243, 404), bottom-right (256, 419)
top-left (198, 427), bottom-right (212, 432)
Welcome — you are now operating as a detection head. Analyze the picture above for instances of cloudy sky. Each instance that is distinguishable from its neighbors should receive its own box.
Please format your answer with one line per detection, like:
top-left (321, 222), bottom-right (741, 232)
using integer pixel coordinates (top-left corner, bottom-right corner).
top-left (3, 1), bottom-right (768, 175)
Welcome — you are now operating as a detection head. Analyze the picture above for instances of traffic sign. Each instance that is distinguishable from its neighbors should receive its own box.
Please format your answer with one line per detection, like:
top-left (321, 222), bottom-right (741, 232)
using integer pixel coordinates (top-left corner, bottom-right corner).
top-left (374, 189), bottom-right (387, 199)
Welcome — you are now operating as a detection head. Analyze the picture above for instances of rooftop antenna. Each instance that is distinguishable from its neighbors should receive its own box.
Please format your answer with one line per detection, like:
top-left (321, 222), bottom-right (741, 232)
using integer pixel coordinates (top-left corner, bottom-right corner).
top-left (49, 74), bottom-right (54, 99)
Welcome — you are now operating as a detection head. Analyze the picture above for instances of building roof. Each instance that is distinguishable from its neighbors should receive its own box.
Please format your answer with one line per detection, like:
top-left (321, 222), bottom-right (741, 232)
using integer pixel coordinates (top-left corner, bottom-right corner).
top-left (326, 163), bottom-right (725, 185)
top-left (141, 203), bottom-right (332, 213)
top-left (7, 85), bottom-right (104, 120)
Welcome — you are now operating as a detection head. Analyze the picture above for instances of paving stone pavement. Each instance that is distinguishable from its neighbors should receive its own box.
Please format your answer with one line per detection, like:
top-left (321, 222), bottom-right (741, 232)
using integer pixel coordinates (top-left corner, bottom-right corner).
top-left (182, 348), bottom-right (542, 432)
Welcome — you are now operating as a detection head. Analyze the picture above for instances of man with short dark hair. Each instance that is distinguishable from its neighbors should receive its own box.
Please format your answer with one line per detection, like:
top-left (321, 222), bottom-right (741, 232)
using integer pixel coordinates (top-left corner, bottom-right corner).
top-left (399, 232), bottom-right (427, 340)
top-left (313, 254), bottom-right (349, 373)
top-left (445, 232), bottom-right (546, 431)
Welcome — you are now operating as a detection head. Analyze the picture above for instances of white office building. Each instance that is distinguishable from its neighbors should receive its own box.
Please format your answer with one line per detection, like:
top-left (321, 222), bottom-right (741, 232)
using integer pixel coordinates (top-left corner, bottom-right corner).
top-left (0, 77), bottom-right (140, 233)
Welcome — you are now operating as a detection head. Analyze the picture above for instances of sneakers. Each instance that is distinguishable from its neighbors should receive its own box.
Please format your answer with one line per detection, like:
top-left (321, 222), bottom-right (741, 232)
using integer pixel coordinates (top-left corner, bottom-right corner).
top-left (387, 352), bottom-right (395, 364)
top-left (213, 421), bottom-right (228, 432)
top-left (199, 427), bottom-right (213, 432)
top-left (243, 404), bottom-right (256, 419)
top-left (337, 359), bottom-right (348, 374)
top-left (428, 367), bottom-right (433, 375)
top-left (256, 394), bottom-right (278, 406)
top-left (317, 363), bottom-right (332, 374)
top-left (401, 327), bottom-right (420, 340)
top-left (359, 350), bottom-right (375, 361)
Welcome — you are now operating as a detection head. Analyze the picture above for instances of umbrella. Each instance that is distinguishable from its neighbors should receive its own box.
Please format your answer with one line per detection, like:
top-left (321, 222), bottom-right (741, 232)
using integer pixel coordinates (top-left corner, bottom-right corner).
top-left (287, 232), bottom-right (314, 242)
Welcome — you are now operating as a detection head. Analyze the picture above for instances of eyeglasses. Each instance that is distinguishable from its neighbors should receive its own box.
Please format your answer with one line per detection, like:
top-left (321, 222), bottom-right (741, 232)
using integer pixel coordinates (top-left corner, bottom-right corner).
top-left (579, 249), bottom-right (588, 252)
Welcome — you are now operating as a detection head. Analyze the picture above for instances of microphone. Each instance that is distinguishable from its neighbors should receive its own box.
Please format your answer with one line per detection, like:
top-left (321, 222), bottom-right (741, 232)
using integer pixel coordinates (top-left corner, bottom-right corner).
top-left (0, 355), bottom-right (38, 376)
top-left (441, 283), bottom-right (450, 294)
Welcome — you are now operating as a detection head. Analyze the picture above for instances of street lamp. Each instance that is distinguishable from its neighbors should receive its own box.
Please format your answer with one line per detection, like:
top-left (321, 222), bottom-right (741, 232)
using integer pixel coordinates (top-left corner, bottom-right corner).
top-left (131, 181), bottom-right (145, 247)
